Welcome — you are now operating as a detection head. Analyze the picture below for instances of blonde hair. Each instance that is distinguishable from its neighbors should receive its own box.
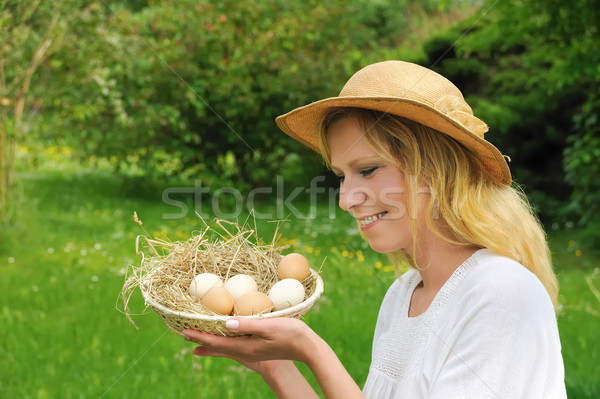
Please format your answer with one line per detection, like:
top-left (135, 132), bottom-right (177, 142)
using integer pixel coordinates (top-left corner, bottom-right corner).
top-left (319, 107), bottom-right (559, 308)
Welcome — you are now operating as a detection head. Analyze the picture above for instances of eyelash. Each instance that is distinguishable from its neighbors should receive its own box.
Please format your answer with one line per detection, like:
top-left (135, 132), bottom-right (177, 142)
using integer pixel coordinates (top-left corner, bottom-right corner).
top-left (360, 167), bottom-right (379, 176)
top-left (337, 167), bottom-right (379, 183)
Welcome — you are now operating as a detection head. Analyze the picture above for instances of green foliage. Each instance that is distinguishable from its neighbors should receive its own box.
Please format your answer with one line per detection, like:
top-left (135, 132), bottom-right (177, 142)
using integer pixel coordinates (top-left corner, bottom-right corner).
top-left (353, 0), bottom-right (444, 48)
top-left (420, 0), bottom-right (600, 228)
top-left (563, 91), bottom-right (600, 245)
top-left (6, 0), bottom-right (467, 196)
top-left (8, 0), bottom-right (598, 234)
top-left (40, 0), bottom-right (382, 193)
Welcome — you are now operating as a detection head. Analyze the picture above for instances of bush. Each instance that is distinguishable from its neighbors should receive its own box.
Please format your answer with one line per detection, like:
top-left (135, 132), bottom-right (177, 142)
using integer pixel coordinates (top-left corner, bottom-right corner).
top-left (421, 0), bottom-right (600, 224)
top-left (19, 0), bottom-right (471, 196)
top-left (563, 91), bottom-right (600, 245)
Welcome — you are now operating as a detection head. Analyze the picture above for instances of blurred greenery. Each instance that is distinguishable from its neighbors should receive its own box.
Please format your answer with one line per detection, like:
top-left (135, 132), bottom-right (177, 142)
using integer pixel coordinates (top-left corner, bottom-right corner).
top-left (1, 0), bottom-right (600, 397)
top-left (420, 0), bottom-right (600, 240)
top-left (2, 0), bottom-right (598, 235)
top-left (1, 0), bottom-right (474, 195)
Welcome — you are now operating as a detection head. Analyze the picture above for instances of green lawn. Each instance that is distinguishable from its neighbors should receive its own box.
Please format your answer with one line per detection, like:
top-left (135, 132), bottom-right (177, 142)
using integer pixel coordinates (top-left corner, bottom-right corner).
top-left (1, 170), bottom-right (598, 398)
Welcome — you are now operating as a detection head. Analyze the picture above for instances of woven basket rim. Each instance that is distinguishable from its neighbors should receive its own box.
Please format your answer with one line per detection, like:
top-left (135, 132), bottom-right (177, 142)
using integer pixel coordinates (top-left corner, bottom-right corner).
top-left (141, 269), bottom-right (324, 321)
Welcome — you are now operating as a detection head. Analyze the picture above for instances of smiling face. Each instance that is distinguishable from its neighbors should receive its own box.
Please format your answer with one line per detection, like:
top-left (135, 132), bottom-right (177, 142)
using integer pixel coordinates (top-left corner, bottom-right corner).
top-left (328, 117), bottom-right (426, 254)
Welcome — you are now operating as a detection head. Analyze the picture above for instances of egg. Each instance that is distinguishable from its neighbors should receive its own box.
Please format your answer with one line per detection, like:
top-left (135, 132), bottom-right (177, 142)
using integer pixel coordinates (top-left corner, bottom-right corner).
top-left (268, 279), bottom-right (306, 311)
top-left (201, 287), bottom-right (234, 315)
top-left (278, 253), bottom-right (311, 282)
top-left (189, 273), bottom-right (223, 299)
top-left (234, 291), bottom-right (273, 316)
top-left (224, 274), bottom-right (258, 301)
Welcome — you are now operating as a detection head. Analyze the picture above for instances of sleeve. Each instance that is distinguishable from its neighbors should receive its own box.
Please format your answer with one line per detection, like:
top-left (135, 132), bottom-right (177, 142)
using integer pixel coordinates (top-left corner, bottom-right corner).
top-left (425, 263), bottom-right (566, 399)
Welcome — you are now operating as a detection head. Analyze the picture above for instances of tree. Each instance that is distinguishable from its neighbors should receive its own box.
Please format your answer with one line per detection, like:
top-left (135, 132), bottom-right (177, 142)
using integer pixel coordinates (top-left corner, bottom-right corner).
top-left (0, 0), bottom-right (98, 223)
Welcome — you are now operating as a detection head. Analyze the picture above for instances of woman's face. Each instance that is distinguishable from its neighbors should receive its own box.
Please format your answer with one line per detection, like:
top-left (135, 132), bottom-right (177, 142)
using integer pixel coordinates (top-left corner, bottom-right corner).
top-left (328, 117), bottom-right (423, 254)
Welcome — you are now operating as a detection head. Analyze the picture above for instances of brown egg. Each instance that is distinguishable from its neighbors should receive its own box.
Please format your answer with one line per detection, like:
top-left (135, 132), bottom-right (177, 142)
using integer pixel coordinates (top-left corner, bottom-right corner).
top-left (201, 287), bottom-right (234, 315)
top-left (278, 253), bottom-right (311, 282)
top-left (234, 291), bottom-right (273, 316)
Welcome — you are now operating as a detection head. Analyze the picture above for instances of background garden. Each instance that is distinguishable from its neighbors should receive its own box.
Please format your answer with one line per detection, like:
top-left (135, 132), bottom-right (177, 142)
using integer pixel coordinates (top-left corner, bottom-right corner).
top-left (1, 0), bottom-right (599, 397)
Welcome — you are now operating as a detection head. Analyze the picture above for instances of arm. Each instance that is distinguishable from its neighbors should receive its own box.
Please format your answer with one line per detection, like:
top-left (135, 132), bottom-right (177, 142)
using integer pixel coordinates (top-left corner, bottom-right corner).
top-left (182, 317), bottom-right (365, 399)
top-left (259, 360), bottom-right (318, 399)
top-left (192, 345), bottom-right (317, 399)
top-left (303, 331), bottom-right (365, 399)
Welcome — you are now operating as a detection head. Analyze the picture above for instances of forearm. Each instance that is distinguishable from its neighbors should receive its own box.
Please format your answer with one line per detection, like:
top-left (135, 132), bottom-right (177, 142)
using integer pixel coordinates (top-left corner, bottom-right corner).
top-left (303, 332), bottom-right (365, 399)
top-left (261, 360), bottom-right (319, 399)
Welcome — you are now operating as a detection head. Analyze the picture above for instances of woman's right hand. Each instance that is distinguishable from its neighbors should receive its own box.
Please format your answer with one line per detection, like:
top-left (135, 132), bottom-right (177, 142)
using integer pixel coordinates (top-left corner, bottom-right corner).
top-left (182, 317), bottom-right (317, 366)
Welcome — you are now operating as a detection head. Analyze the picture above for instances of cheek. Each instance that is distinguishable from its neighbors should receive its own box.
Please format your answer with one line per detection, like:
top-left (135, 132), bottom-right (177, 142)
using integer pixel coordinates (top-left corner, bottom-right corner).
top-left (378, 188), bottom-right (407, 217)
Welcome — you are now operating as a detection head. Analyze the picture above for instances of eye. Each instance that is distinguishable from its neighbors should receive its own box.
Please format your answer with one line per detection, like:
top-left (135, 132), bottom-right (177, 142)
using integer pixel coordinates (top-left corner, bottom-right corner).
top-left (336, 175), bottom-right (345, 183)
top-left (360, 167), bottom-right (379, 177)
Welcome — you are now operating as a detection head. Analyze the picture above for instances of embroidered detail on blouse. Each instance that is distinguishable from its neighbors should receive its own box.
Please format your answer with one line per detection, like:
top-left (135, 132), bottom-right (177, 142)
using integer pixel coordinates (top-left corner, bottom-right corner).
top-left (368, 251), bottom-right (480, 381)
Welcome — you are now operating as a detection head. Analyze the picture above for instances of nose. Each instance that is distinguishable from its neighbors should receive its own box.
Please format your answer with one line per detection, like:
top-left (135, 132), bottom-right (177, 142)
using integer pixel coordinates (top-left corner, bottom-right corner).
top-left (338, 179), bottom-right (368, 212)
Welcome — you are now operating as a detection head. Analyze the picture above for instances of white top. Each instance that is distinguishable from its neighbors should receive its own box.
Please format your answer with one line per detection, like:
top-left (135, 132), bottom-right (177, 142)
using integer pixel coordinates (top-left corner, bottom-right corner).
top-left (363, 249), bottom-right (567, 398)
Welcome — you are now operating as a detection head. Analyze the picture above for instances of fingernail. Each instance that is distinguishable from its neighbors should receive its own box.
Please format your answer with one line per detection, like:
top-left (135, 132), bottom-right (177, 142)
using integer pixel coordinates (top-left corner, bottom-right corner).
top-left (180, 332), bottom-right (191, 340)
top-left (225, 319), bottom-right (239, 330)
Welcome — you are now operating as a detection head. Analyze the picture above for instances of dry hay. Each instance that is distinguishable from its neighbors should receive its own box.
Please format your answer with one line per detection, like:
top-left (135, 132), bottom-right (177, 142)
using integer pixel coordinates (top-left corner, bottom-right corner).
top-left (120, 213), bottom-right (324, 336)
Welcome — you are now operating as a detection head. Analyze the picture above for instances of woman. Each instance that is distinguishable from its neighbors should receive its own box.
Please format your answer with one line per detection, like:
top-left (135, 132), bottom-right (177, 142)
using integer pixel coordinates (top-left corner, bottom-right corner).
top-left (181, 61), bottom-right (567, 398)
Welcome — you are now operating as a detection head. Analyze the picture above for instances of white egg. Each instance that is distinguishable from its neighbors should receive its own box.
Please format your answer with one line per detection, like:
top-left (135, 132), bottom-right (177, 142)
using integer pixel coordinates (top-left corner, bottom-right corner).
top-left (189, 273), bottom-right (223, 299)
top-left (268, 279), bottom-right (305, 311)
top-left (224, 274), bottom-right (258, 301)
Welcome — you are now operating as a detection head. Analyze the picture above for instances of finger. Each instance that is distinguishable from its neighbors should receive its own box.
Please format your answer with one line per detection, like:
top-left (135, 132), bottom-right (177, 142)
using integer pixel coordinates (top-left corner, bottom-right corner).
top-left (181, 329), bottom-right (245, 351)
top-left (181, 328), bottom-right (215, 344)
top-left (192, 346), bottom-right (230, 358)
top-left (182, 327), bottom-right (254, 356)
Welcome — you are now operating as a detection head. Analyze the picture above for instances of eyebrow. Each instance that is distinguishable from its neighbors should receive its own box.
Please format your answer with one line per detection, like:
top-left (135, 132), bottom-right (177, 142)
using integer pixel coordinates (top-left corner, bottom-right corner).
top-left (330, 157), bottom-right (381, 173)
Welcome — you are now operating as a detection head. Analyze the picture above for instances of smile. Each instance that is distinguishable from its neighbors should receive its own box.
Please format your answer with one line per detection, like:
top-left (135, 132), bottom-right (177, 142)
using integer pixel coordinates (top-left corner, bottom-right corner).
top-left (358, 212), bottom-right (387, 227)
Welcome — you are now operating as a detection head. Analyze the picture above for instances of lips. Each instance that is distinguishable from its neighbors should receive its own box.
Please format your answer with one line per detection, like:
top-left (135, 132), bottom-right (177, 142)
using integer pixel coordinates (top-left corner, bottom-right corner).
top-left (358, 212), bottom-right (387, 227)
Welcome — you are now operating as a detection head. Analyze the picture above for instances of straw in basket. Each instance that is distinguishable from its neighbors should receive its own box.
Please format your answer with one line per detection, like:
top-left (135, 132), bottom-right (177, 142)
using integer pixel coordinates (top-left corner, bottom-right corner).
top-left (120, 215), bottom-right (325, 337)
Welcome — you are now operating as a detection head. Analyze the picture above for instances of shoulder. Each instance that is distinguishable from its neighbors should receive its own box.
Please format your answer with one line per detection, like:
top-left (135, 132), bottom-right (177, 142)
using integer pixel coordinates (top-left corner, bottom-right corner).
top-left (426, 250), bottom-right (565, 397)
top-left (466, 249), bottom-right (548, 298)
top-left (455, 249), bottom-right (555, 321)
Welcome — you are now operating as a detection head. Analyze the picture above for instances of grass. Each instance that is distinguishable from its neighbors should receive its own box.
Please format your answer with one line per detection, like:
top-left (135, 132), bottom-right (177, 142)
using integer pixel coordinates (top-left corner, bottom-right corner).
top-left (1, 169), bottom-right (599, 398)
top-left (550, 231), bottom-right (600, 398)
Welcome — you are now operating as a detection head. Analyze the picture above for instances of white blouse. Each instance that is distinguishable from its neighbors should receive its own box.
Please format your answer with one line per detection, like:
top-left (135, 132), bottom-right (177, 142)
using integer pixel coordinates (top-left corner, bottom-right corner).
top-left (363, 249), bottom-right (567, 398)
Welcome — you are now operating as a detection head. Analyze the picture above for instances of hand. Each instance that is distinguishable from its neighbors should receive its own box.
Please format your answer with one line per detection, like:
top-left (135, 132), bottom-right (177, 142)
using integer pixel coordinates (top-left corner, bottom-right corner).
top-left (183, 318), bottom-right (364, 399)
top-left (181, 317), bottom-right (316, 374)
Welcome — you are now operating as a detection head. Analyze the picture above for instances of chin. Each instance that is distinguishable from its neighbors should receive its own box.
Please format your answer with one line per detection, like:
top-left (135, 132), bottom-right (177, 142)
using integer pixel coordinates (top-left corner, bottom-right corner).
top-left (367, 240), bottom-right (405, 254)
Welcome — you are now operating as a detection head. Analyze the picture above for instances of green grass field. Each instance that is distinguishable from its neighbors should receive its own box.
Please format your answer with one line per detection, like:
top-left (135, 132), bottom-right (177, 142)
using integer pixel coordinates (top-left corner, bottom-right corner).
top-left (1, 170), bottom-right (599, 398)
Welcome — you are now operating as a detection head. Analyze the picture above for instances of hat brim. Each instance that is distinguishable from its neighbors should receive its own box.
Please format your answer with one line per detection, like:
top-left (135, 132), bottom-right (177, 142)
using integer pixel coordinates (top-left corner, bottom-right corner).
top-left (276, 96), bottom-right (511, 185)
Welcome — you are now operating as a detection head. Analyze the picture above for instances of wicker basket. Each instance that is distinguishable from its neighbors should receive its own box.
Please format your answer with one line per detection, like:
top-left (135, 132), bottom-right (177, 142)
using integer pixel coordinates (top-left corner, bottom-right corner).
top-left (141, 269), bottom-right (324, 336)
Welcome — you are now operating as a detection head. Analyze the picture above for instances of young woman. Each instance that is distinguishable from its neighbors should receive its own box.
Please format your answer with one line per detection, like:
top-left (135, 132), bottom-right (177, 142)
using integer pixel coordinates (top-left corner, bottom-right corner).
top-left (181, 61), bottom-right (567, 398)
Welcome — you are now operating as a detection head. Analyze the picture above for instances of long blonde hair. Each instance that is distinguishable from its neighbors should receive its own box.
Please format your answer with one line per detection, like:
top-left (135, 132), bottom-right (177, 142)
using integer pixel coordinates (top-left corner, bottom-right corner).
top-left (319, 107), bottom-right (559, 308)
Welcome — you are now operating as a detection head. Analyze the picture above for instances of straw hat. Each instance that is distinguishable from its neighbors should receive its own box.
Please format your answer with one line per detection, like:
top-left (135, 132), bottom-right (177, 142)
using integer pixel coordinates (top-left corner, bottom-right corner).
top-left (276, 60), bottom-right (511, 185)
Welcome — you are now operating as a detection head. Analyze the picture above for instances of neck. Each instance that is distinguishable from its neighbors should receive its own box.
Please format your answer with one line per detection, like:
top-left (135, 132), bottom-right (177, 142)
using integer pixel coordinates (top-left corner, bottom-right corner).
top-left (409, 230), bottom-right (479, 294)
